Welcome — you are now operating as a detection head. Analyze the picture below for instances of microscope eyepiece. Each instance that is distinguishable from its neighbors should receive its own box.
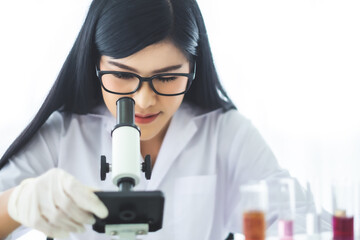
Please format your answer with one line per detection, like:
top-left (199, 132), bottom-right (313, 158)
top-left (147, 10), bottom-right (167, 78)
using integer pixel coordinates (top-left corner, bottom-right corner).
top-left (116, 97), bottom-right (135, 125)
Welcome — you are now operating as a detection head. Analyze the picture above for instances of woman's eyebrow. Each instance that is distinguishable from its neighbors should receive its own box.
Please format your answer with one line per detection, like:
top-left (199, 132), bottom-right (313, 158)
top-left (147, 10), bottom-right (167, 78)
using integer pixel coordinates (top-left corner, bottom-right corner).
top-left (151, 64), bottom-right (183, 74)
top-left (108, 61), bottom-right (138, 72)
top-left (107, 61), bottom-right (183, 74)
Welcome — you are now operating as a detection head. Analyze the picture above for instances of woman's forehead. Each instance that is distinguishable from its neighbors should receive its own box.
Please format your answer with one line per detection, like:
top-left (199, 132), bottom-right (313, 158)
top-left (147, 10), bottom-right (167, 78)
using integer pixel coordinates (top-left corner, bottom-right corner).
top-left (101, 41), bottom-right (190, 74)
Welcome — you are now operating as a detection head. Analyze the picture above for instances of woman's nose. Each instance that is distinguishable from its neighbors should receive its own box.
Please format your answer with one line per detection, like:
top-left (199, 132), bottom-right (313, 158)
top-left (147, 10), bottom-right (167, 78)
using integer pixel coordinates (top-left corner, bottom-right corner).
top-left (132, 82), bottom-right (156, 109)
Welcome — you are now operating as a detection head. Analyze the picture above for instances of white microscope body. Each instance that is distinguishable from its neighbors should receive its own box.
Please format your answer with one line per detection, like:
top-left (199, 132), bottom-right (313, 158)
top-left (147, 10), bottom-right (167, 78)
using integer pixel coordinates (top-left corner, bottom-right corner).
top-left (95, 97), bottom-right (163, 240)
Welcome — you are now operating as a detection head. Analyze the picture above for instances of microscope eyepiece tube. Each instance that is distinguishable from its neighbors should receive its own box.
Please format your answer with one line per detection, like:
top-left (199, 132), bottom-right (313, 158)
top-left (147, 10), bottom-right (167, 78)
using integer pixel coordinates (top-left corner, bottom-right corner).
top-left (112, 97), bottom-right (141, 188)
top-left (116, 97), bottom-right (135, 125)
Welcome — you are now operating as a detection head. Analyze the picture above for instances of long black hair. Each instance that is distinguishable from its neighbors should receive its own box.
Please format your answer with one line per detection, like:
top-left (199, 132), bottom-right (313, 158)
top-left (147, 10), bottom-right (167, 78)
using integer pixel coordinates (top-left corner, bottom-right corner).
top-left (0, 0), bottom-right (235, 169)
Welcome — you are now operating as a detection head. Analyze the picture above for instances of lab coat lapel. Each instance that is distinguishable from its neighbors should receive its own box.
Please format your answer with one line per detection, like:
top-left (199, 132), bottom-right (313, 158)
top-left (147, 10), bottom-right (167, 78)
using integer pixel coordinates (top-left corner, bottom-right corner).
top-left (146, 104), bottom-right (198, 190)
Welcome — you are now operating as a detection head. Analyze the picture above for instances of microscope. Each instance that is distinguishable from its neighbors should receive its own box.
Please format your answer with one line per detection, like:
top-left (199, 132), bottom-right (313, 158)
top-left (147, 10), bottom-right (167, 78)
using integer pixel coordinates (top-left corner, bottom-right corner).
top-left (46, 97), bottom-right (164, 240)
top-left (93, 97), bottom-right (165, 239)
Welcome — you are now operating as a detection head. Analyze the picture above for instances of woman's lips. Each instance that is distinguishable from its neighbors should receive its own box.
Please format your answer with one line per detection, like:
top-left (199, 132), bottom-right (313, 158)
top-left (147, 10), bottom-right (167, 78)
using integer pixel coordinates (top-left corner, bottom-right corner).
top-left (135, 112), bottom-right (160, 124)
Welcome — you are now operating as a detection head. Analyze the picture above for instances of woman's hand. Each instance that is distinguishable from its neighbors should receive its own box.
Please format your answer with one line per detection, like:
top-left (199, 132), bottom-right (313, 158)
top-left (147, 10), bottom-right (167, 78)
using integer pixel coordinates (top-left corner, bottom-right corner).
top-left (7, 168), bottom-right (108, 238)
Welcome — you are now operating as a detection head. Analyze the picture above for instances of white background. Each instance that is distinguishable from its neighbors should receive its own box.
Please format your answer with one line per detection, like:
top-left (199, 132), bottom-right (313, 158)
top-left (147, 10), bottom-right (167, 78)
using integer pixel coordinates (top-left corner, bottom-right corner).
top-left (197, 0), bottom-right (360, 211)
top-left (0, 0), bottom-right (360, 237)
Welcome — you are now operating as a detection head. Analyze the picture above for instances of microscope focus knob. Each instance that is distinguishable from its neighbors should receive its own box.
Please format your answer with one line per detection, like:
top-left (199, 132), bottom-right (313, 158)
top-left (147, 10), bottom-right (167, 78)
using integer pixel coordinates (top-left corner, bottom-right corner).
top-left (142, 154), bottom-right (152, 180)
top-left (100, 155), bottom-right (110, 181)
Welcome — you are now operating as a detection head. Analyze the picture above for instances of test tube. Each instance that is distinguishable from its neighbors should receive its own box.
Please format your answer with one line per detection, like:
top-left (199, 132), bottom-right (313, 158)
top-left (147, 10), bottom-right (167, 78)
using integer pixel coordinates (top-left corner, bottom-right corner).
top-left (275, 178), bottom-right (296, 240)
top-left (305, 180), bottom-right (322, 238)
top-left (355, 180), bottom-right (360, 239)
top-left (331, 180), bottom-right (354, 240)
top-left (240, 181), bottom-right (268, 240)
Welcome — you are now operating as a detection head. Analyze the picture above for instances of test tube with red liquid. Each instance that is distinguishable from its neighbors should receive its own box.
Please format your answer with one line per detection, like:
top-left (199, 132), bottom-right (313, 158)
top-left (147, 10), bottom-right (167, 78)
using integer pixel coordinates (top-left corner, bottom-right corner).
top-left (332, 180), bottom-right (354, 240)
top-left (240, 182), bottom-right (268, 240)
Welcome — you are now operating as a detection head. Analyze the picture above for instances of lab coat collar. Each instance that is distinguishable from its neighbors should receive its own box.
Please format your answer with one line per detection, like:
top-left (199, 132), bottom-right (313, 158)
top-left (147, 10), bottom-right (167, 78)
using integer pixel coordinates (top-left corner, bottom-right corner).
top-left (146, 102), bottom-right (199, 190)
top-left (91, 104), bottom-right (115, 133)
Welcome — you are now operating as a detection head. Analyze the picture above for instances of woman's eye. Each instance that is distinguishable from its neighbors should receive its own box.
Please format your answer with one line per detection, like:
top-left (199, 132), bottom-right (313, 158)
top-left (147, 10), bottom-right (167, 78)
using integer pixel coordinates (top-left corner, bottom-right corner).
top-left (112, 72), bottom-right (134, 79)
top-left (157, 76), bottom-right (177, 82)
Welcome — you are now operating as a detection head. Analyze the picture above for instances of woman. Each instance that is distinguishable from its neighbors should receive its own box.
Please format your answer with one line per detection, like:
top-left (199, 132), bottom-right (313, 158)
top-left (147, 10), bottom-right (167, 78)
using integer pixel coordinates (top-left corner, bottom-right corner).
top-left (0, 0), bottom-right (304, 239)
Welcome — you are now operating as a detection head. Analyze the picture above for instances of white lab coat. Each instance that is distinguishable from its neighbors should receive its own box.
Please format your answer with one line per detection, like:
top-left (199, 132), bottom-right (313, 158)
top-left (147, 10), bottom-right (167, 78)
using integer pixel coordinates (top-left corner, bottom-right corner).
top-left (0, 101), bottom-right (308, 240)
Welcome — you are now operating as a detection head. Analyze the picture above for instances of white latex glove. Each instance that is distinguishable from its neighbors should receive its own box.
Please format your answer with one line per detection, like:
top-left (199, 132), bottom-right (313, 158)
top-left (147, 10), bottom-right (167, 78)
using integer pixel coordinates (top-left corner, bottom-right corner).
top-left (7, 168), bottom-right (108, 238)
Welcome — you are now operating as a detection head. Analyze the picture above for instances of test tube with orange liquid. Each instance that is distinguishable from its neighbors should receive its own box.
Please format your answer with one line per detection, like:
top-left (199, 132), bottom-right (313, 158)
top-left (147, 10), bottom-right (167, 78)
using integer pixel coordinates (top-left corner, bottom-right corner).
top-left (240, 182), bottom-right (268, 240)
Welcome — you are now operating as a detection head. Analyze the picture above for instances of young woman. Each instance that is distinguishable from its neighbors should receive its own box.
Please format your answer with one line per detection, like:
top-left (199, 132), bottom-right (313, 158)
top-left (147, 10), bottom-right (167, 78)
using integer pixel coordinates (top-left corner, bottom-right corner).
top-left (0, 0), bottom-right (307, 239)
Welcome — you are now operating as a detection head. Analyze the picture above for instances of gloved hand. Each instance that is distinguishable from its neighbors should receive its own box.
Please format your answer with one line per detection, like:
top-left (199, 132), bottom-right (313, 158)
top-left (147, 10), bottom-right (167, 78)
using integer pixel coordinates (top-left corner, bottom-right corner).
top-left (7, 168), bottom-right (108, 238)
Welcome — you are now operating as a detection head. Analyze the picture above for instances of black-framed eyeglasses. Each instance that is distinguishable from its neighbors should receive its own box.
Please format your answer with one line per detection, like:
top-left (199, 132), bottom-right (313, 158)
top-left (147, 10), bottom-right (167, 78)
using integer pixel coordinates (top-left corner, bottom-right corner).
top-left (96, 63), bottom-right (196, 96)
